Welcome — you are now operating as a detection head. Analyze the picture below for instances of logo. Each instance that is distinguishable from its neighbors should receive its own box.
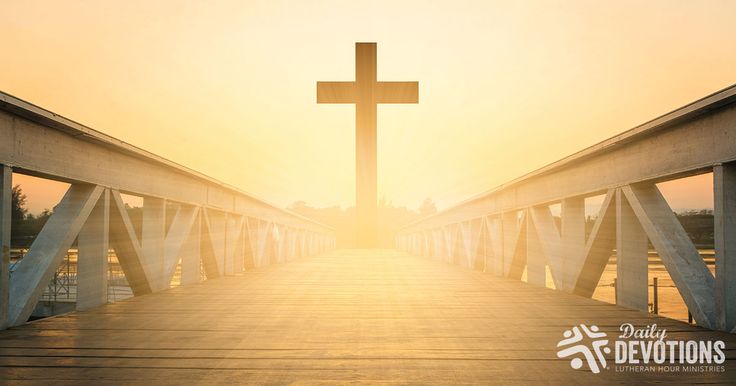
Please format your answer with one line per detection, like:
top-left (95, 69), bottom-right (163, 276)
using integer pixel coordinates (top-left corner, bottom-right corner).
top-left (557, 323), bottom-right (726, 374)
top-left (556, 324), bottom-right (611, 374)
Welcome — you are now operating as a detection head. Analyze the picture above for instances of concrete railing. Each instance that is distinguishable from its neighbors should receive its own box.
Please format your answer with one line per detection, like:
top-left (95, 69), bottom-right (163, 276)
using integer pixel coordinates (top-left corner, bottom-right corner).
top-left (0, 91), bottom-right (335, 328)
top-left (397, 84), bottom-right (736, 333)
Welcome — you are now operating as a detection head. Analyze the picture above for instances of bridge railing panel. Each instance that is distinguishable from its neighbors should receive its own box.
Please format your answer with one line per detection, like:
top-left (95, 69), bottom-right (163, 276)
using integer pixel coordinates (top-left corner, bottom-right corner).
top-left (0, 92), bottom-right (336, 329)
top-left (397, 85), bottom-right (736, 333)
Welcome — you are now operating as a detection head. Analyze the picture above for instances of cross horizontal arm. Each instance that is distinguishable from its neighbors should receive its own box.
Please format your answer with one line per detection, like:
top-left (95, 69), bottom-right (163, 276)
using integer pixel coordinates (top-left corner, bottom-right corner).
top-left (316, 82), bottom-right (357, 104)
top-left (376, 81), bottom-right (419, 104)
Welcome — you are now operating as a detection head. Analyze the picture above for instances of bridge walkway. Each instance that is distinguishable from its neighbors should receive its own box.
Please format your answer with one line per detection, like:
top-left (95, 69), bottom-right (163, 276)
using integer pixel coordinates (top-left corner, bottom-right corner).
top-left (0, 250), bottom-right (734, 384)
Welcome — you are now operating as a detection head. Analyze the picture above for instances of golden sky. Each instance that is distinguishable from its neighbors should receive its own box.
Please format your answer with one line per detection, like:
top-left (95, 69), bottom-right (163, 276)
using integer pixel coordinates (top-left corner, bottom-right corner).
top-left (1, 0), bottom-right (734, 213)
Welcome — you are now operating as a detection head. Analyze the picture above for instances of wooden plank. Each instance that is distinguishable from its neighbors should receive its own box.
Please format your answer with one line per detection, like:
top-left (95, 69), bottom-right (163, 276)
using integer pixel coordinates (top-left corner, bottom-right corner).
top-left (0, 250), bottom-right (733, 383)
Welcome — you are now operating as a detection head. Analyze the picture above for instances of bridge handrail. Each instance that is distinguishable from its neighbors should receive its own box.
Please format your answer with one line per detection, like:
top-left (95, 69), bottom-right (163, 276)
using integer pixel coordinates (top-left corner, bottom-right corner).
top-left (401, 83), bottom-right (736, 232)
top-left (0, 90), bottom-right (332, 233)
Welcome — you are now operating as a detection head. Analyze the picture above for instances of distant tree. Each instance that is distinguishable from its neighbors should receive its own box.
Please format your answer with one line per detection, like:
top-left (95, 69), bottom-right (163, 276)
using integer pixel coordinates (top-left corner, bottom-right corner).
top-left (418, 197), bottom-right (437, 217)
top-left (11, 185), bottom-right (30, 247)
top-left (124, 203), bottom-right (143, 241)
top-left (24, 209), bottom-right (53, 234)
top-left (676, 210), bottom-right (714, 248)
top-left (9, 185), bottom-right (56, 247)
top-left (290, 197), bottom-right (432, 248)
top-left (289, 201), bottom-right (309, 212)
top-left (11, 185), bottom-right (27, 224)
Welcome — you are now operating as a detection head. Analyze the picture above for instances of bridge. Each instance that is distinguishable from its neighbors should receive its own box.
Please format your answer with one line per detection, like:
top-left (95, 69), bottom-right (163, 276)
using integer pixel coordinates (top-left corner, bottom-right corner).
top-left (0, 84), bottom-right (735, 382)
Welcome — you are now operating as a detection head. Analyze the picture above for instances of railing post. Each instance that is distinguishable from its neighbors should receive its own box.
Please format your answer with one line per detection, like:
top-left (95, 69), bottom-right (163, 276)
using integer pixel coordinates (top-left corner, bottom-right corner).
top-left (561, 197), bottom-right (585, 292)
top-left (180, 210), bottom-right (201, 285)
top-left (77, 189), bottom-right (110, 310)
top-left (526, 209), bottom-right (546, 287)
top-left (714, 163), bottom-right (736, 331)
top-left (141, 197), bottom-right (166, 290)
top-left (502, 211), bottom-right (523, 279)
top-left (0, 165), bottom-right (11, 329)
top-left (615, 188), bottom-right (649, 312)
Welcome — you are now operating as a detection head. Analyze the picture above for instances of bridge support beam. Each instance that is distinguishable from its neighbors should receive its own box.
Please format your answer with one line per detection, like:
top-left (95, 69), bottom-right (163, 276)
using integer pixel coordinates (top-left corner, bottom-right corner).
top-left (243, 219), bottom-right (255, 269)
top-left (467, 219), bottom-right (483, 270)
top-left (163, 205), bottom-right (199, 286)
top-left (268, 224), bottom-right (278, 264)
top-left (276, 225), bottom-right (286, 263)
top-left (297, 228), bottom-right (306, 260)
top-left (289, 229), bottom-right (298, 261)
top-left (225, 215), bottom-right (243, 274)
top-left (9, 184), bottom-right (103, 326)
top-left (526, 210), bottom-right (546, 287)
top-left (422, 231), bottom-right (431, 259)
top-left (715, 163), bottom-right (736, 332)
top-left (615, 189), bottom-right (649, 312)
top-left (572, 190), bottom-right (616, 297)
top-left (485, 216), bottom-right (504, 275)
top-left (142, 197), bottom-right (166, 291)
top-left (504, 211), bottom-right (526, 280)
top-left (258, 221), bottom-right (271, 267)
top-left (561, 197), bottom-right (585, 292)
top-left (77, 189), bottom-right (110, 310)
top-left (204, 209), bottom-right (226, 276)
top-left (109, 190), bottom-right (152, 295)
top-left (432, 228), bottom-right (445, 260)
top-left (623, 184), bottom-right (717, 329)
top-left (180, 210), bottom-right (201, 285)
top-left (458, 223), bottom-right (470, 267)
top-left (234, 220), bottom-right (246, 272)
top-left (530, 206), bottom-right (563, 289)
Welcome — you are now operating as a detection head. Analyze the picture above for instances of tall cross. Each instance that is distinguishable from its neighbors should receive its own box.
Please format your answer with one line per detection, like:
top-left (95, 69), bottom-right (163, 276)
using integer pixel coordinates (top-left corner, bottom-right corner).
top-left (317, 42), bottom-right (418, 248)
top-left (317, 43), bottom-right (419, 247)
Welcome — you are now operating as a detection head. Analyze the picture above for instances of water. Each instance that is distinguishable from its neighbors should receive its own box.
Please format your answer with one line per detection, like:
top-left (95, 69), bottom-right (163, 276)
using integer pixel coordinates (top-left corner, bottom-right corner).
top-left (528, 250), bottom-right (715, 324)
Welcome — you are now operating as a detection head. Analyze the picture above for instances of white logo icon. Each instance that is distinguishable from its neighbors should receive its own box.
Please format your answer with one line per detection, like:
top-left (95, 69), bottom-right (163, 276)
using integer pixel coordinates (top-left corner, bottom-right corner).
top-left (557, 324), bottom-right (611, 374)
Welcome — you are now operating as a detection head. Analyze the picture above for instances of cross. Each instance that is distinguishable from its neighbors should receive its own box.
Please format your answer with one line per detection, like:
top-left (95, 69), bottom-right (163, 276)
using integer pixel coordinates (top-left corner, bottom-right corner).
top-left (317, 42), bottom-right (418, 248)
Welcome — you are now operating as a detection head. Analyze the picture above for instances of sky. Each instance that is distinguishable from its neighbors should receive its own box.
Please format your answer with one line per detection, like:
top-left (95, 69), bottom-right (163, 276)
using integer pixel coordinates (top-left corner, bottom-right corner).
top-left (1, 0), bottom-right (734, 214)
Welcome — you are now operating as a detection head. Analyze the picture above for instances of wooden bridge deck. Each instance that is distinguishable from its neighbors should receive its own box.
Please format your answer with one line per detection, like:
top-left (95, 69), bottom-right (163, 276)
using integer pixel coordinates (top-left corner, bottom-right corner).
top-left (0, 250), bottom-right (734, 384)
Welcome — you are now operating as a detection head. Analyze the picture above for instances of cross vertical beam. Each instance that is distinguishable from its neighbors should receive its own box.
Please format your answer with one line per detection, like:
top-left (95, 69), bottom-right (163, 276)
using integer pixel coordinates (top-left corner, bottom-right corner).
top-left (317, 42), bottom-right (418, 247)
top-left (356, 43), bottom-right (378, 248)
